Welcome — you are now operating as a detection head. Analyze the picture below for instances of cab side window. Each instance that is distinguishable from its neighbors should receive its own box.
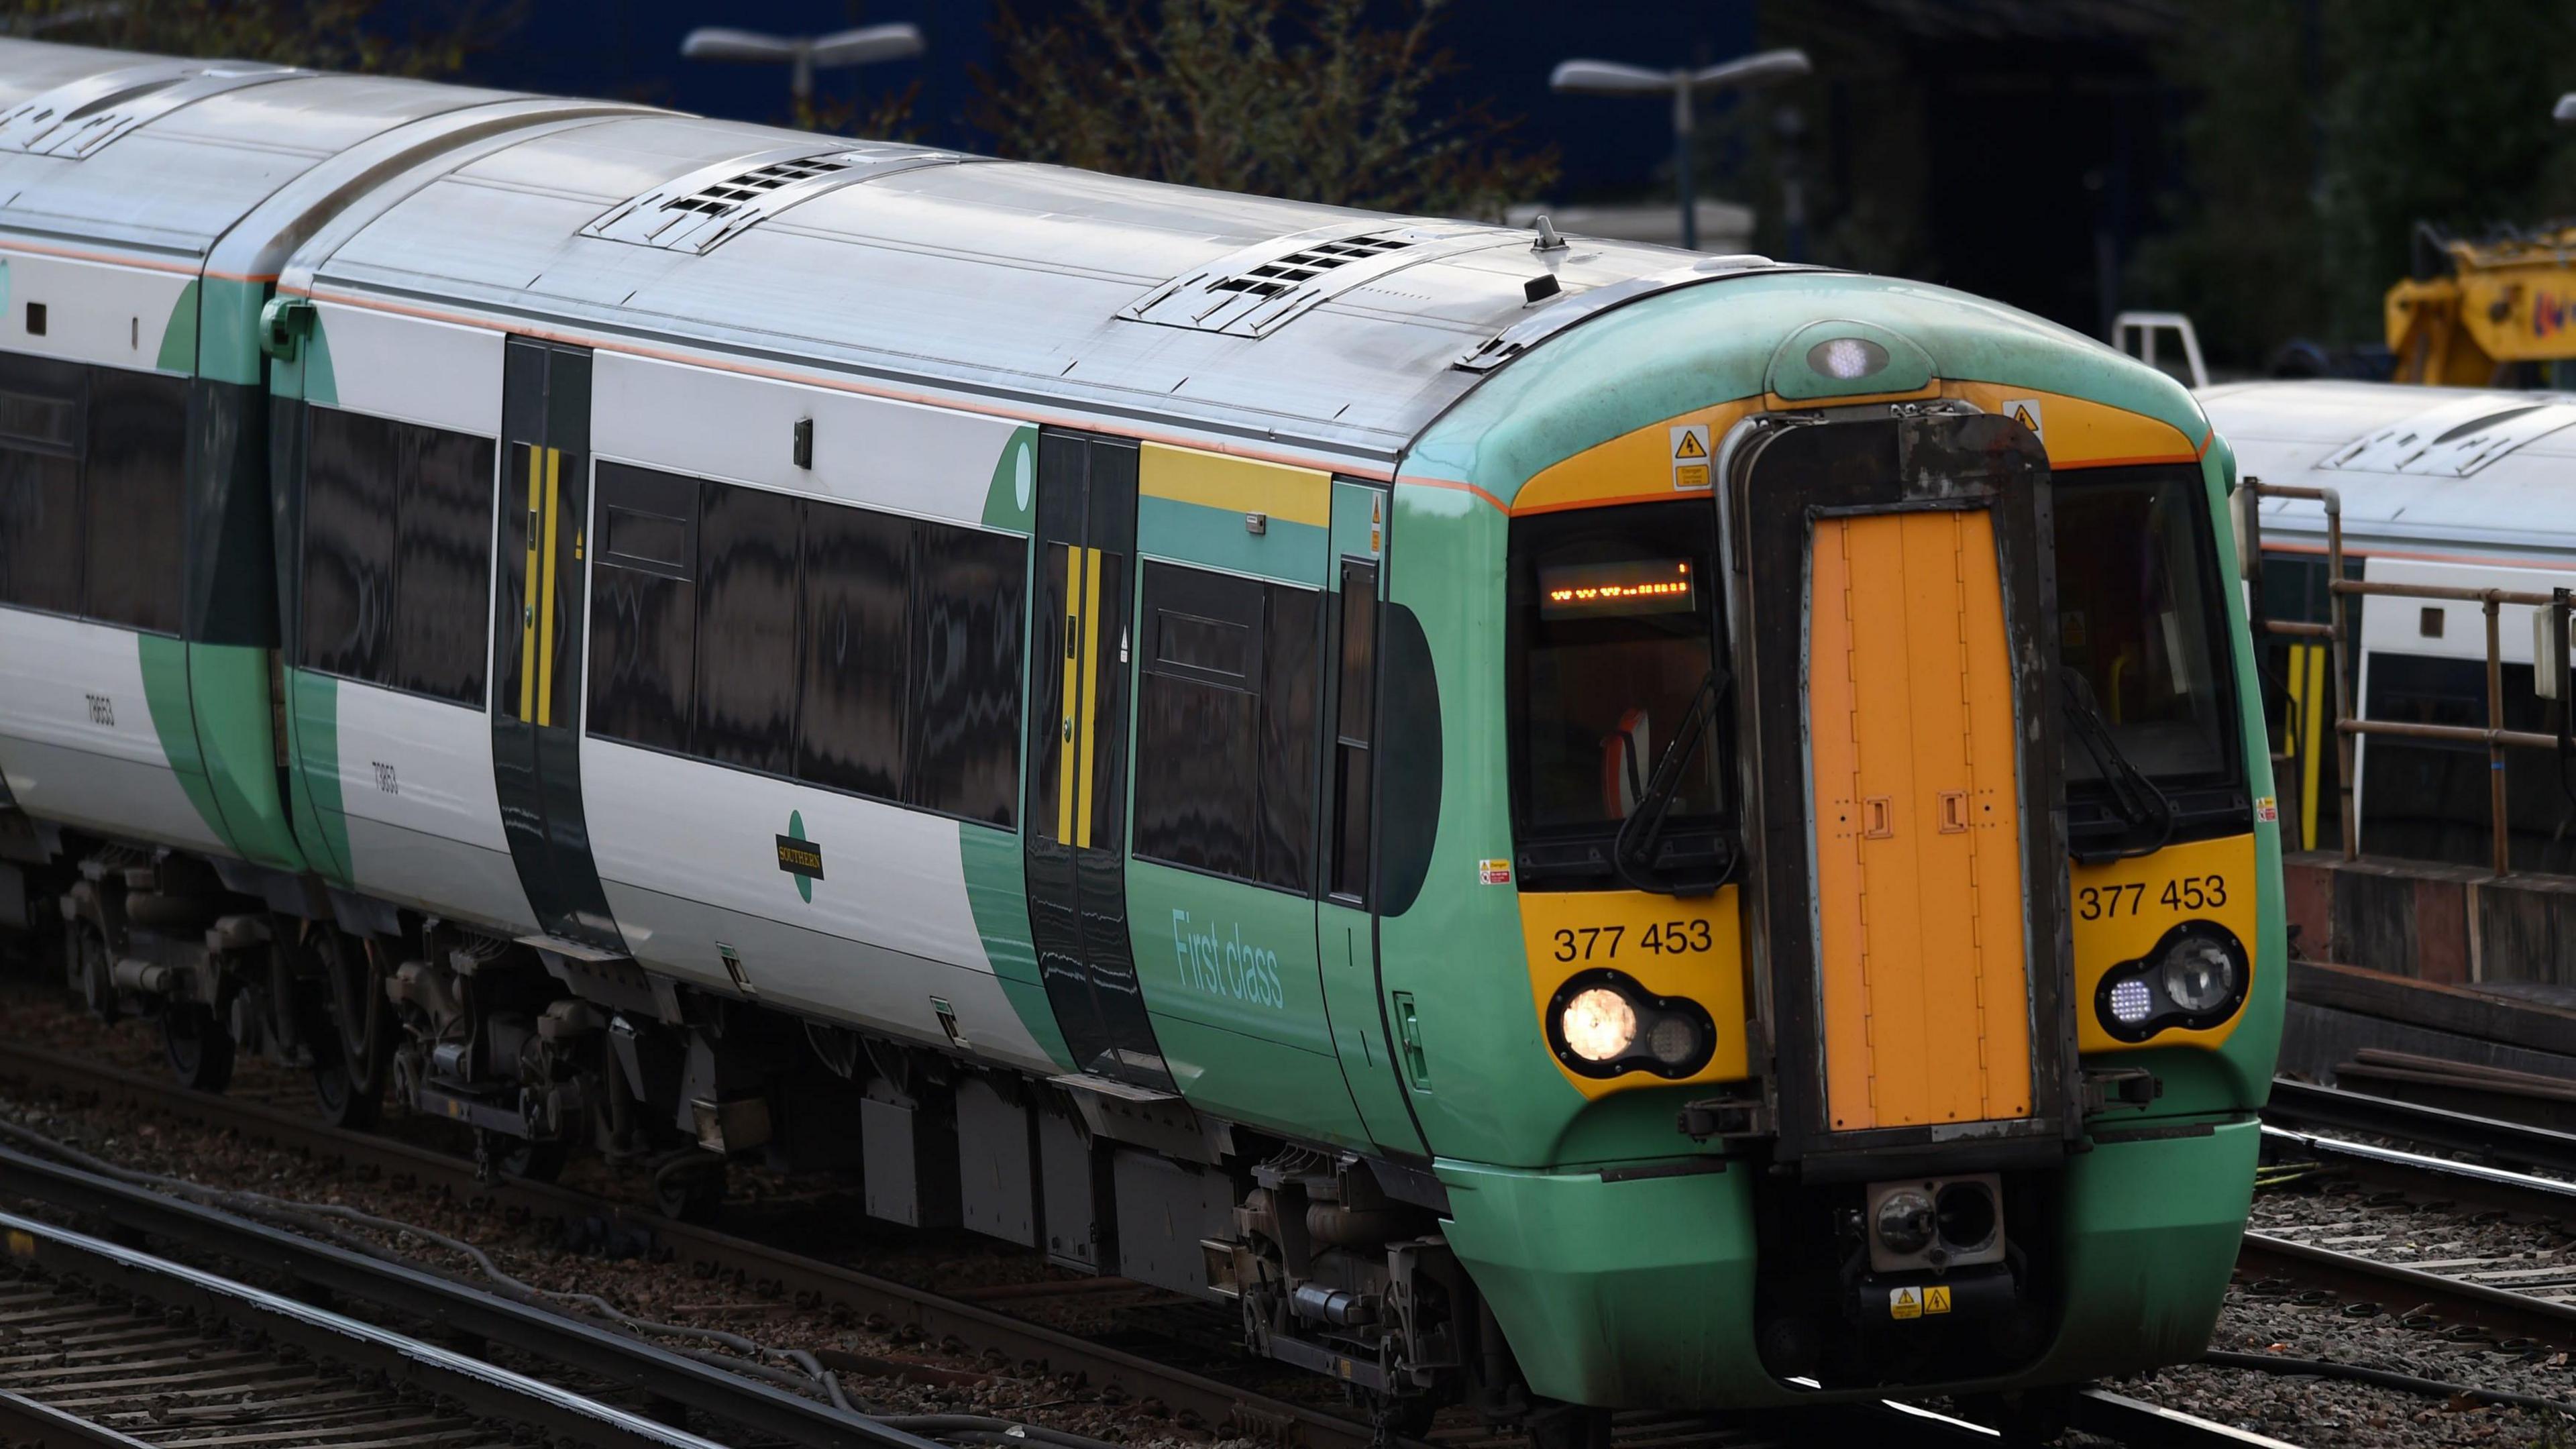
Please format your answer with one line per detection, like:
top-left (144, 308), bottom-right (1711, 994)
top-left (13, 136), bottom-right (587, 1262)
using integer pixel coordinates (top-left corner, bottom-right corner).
top-left (1133, 561), bottom-right (1320, 892)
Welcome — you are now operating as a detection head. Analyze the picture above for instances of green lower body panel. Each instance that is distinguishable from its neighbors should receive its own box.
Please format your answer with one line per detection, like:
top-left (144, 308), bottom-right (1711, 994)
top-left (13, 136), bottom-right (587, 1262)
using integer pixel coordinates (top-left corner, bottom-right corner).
top-left (187, 643), bottom-right (304, 873)
top-left (1439, 1117), bottom-right (2257, 1407)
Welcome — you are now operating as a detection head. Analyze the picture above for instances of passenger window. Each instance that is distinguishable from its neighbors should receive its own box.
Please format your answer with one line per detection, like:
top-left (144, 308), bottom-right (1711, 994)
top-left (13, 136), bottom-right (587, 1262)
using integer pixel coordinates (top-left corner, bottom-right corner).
top-left (390, 424), bottom-right (496, 705)
top-left (1329, 561), bottom-right (1378, 902)
top-left (910, 521), bottom-right (1025, 826)
top-left (0, 354), bottom-right (83, 616)
top-left (796, 502), bottom-right (911, 801)
top-left (691, 480), bottom-right (800, 773)
top-left (586, 462), bottom-right (697, 753)
top-left (300, 406), bottom-right (399, 682)
top-left (303, 405), bottom-right (496, 704)
top-left (1134, 561), bottom-right (1320, 892)
top-left (80, 368), bottom-right (185, 635)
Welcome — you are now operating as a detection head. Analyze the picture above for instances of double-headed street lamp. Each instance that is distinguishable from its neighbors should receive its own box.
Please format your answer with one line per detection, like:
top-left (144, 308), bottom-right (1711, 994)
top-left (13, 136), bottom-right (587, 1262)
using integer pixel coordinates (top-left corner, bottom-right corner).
top-left (680, 23), bottom-right (926, 107)
top-left (1550, 48), bottom-right (1813, 252)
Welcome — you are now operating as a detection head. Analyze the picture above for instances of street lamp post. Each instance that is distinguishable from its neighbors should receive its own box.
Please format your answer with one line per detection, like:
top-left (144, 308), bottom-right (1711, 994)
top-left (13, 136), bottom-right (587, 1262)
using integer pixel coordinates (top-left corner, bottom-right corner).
top-left (680, 23), bottom-right (926, 108)
top-left (1550, 48), bottom-right (1812, 252)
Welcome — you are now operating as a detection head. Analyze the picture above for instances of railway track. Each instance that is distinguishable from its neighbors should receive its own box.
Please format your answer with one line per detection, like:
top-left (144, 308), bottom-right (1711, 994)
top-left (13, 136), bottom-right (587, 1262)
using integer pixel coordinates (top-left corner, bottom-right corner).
top-left (0, 1036), bottom-right (2296, 1449)
top-left (2249, 1081), bottom-right (2576, 1356)
top-left (0, 1205), bottom-right (736, 1449)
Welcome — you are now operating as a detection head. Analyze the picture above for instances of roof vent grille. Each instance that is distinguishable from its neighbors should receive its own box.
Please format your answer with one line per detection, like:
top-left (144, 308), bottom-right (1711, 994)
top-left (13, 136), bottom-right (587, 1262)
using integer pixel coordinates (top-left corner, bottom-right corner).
top-left (584, 143), bottom-right (971, 255)
top-left (0, 61), bottom-right (297, 158)
top-left (1123, 222), bottom-right (1497, 339)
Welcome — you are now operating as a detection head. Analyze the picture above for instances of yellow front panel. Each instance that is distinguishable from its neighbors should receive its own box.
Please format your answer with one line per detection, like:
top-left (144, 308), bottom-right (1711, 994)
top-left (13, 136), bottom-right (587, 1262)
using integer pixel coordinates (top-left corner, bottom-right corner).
top-left (1519, 885), bottom-right (1749, 1099)
top-left (1811, 510), bottom-right (2033, 1132)
top-left (2072, 833), bottom-right (2260, 1053)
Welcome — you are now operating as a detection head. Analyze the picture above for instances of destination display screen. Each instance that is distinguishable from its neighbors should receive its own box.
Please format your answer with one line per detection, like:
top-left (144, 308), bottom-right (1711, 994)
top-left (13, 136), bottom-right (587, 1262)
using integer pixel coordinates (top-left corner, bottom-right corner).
top-left (1537, 558), bottom-right (1695, 620)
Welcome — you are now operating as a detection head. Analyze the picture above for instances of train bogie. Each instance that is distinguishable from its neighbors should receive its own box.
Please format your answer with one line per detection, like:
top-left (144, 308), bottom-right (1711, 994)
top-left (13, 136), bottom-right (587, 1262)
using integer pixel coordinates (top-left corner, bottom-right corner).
top-left (0, 36), bottom-right (2290, 1428)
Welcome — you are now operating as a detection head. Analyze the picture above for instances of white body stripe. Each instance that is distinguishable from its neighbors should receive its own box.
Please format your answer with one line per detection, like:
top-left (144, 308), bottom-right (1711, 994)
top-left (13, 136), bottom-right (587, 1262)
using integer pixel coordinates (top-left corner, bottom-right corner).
top-left (582, 739), bottom-right (1053, 1072)
top-left (592, 352), bottom-right (1021, 529)
top-left (0, 612), bottom-right (223, 851)
top-left (314, 301), bottom-right (504, 436)
top-left (0, 251), bottom-right (191, 371)
top-left (326, 678), bottom-right (535, 934)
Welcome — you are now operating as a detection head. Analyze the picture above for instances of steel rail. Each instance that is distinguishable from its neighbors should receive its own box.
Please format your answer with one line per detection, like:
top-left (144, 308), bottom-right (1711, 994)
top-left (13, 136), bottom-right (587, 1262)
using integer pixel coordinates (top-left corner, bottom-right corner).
top-left (0, 1038), bottom-right (1378, 1449)
top-left (0, 1144), bottom-right (947, 1449)
top-left (2261, 1124), bottom-right (2576, 1220)
top-left (2235, 1232), bottom-right (2576, 1349)
top-left (2262, 1077), bottom-right (2576, 1177)
top-left (0, 1387), bottom-right (152, 1449)
top-left (0, 1207), bottom-right (731, 1449)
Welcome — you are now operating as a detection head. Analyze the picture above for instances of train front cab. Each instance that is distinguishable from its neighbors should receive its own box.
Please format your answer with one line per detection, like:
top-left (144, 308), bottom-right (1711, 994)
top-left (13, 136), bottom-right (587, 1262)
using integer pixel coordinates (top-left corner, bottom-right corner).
top-left (1387, 276), bottom-right (2282, 1410)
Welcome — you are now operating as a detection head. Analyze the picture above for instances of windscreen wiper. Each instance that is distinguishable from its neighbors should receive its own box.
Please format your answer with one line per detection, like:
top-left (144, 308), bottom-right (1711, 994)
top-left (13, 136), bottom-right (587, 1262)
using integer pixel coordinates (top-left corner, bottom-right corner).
top-left (2060, 672), bottom-right (2177, 862)
top-left (1612, 666), bottom-right (1734, 898)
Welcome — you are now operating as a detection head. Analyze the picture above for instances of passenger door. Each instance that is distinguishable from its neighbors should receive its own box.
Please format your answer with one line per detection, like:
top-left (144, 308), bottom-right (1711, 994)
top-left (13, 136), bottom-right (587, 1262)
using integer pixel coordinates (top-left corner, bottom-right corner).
top-left (1319, 485), bottom-right (1428, 1153)
top-left (1024, 429), bottom-right (1171, 1087)
top-left (490, 338), bottom-right (623, 953)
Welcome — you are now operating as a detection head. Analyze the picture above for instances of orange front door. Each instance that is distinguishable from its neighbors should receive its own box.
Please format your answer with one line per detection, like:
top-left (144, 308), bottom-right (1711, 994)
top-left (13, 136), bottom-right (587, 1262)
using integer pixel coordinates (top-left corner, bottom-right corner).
top-left (1809, 508), bottom-right (2034, 1131)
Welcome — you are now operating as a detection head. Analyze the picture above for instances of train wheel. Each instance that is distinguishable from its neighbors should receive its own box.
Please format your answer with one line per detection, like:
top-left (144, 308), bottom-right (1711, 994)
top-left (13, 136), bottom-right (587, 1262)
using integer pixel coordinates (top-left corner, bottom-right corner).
top-left (1523, 1401), bottom-right (1610, 1449)
top-left (68, 922), bottom-right (117, 1024)
top-left (651, 1152), bottom-right (726, 1223)
top-left (161, 1003), bottom-right (235, 1093)
top-left (310, 930), bottom-right (386, 1130)
top-left (480, 1130), bottom-right (568, 1185)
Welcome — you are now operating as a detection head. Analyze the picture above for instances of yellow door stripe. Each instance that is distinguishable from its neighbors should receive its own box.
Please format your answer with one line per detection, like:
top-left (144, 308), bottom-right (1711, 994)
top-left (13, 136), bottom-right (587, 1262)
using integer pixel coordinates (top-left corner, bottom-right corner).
top-left (2301, 644), bottom-right (2326, 851)
top-left (1056, 546), bottom-right (1082, 845)
top-left (535, 447), bottom-right (561, 728)
top-left (1074, 547), bottom-right (1105, 849)
top-left (518, 447), bottom-right (541, 722)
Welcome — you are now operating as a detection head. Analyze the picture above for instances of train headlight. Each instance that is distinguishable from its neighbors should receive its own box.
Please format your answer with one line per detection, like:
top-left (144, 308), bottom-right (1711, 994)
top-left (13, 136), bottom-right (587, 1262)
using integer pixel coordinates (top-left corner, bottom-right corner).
top-left (2159, 936), bottom-right (2239, 1014)
top-left (2092, 922), bottom-right (2250, 1043)
top-left (1546, 971), bottom-right (1719, 1079)
top-left (1560, 988), bottom-right (1638, 1063)
top-left (1808, 336), bottom-right (1889, 380)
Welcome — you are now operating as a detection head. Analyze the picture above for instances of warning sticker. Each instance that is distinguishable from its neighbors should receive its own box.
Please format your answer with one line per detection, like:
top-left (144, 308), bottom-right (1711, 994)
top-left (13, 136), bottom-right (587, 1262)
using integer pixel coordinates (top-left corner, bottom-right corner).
top-left (1925, 1285), bottom-right (1952, 1315)
top-left (1671, 423), bottom-right (1712, 492)
top-left (2003, 398), bottom-right (2045, 444)
top-left (1479, 858), bottom-right (1514, 885)
top-left (2255, 796), bottom-right (2279, 823)
top-left (1888, 1287), bottom-right (1921, 1320)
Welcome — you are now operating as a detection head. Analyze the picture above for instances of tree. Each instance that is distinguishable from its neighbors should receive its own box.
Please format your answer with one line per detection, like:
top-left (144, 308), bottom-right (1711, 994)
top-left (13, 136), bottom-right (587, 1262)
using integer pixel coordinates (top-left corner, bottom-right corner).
top-left (972, 0), bottom-right (1556, 221)
top-left (0, 0), bottom-right (508, 78)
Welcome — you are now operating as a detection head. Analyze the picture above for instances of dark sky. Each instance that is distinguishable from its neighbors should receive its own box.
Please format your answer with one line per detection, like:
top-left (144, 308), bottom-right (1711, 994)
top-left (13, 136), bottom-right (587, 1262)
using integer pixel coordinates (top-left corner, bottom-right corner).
top-left (405, 0), bottom-right (1758, 205)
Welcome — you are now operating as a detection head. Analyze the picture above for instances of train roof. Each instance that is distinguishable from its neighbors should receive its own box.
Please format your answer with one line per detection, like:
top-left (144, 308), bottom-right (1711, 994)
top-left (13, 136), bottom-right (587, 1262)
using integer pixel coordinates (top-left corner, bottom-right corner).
top-left (0, 40), bottom-right (533, 259)
top-left (297, 109), bottom-right (1711, 469)
top-left (2199, 378), bottom-right (2576, 567)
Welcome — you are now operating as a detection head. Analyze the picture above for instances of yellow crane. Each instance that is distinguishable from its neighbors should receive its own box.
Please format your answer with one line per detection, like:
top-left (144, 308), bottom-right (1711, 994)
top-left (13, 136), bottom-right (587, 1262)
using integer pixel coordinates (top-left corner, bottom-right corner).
top-left (2386, 91), bottom-right (2576, 386)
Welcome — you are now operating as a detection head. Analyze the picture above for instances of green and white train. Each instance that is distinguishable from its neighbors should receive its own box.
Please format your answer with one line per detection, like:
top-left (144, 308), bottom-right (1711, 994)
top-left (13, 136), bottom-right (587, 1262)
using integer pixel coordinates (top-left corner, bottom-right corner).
top-left (0, 39), bottom-right (2283, 1434)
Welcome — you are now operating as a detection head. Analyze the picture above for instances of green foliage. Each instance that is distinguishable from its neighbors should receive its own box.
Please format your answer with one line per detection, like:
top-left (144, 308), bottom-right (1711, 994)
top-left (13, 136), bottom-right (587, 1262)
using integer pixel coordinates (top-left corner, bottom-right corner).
top-left (2131, 0), bottom-right (2576, 366)
top-left (972, 0), bottom-right (1556, 221)
top-left (0, 0), bottom-right (508, 77)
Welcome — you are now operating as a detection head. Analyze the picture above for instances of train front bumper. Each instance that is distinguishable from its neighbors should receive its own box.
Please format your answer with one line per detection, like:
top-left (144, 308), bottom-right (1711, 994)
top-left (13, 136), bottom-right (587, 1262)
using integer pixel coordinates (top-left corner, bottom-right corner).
top-left (1436, 1114), bottom-right (2257, 1408)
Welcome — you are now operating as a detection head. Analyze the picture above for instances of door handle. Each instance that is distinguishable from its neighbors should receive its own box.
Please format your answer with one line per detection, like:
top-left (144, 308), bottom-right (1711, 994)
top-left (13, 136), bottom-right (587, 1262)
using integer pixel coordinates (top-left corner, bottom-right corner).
top-left (1938, 790), bottom-right (1969, 833)
top-left (1864, 796), bottom-right (1894, 839)
top-left (1392, 991), bottom-right (1429, 1089)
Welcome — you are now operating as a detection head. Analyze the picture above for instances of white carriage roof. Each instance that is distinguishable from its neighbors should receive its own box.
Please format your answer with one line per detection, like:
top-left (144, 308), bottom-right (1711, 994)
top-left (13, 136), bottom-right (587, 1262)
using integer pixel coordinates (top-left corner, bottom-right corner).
top-left (2200, 378), bottom-right (2576, 567)
top-left (303, 109), bottom-right (1707, 465)
top-left (0, 39), bottom-right (525, 259)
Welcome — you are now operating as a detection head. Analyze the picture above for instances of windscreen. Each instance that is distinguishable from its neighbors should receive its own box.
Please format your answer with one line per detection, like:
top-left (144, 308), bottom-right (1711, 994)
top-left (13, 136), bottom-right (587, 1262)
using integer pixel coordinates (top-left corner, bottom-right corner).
top-left (1510, 501), bottom-right (1726, 860)
top-left (2054, 467), bottom-right (2233, 786)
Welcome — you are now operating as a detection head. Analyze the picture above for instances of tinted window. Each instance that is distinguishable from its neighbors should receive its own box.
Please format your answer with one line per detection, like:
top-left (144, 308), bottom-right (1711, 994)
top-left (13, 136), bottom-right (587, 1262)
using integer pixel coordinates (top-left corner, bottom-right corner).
top-left (390, 424), bottom-right (494, 704)
top-left (692, 480), bottom-right (800, 773)
top-left (798, 502), bottom-right (910, 800)
top-left (1260, 586), bottom-right (1319, 891)
top-left (301, 406), bottom-right (398, 680)
top-left (80, 368), bottom-right (185, 633)
top-left (0, 354), bottom-right (80, 614)
top-left (587, 462), bottom-right (697, 753)
top-left (1134, 562), bottom-right (1320, 892)
top-left (911, 521), bottom-right (1024, 826)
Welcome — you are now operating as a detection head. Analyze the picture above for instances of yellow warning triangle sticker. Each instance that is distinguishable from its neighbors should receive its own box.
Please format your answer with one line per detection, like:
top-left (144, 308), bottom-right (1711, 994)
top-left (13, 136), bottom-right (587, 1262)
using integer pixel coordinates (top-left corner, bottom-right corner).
top-left (2010, 403), bottom-right (2039, 431)
top-left (1674, 430), bottom-right (1709, 459)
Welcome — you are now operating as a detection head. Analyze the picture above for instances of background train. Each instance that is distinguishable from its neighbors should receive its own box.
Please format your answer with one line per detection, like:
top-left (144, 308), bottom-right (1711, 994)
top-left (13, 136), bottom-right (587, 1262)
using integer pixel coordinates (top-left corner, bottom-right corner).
top-left (0, 38), bottom-right (2280, 1437)
top-left (2201, 380), bottom-right (2576, 874)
